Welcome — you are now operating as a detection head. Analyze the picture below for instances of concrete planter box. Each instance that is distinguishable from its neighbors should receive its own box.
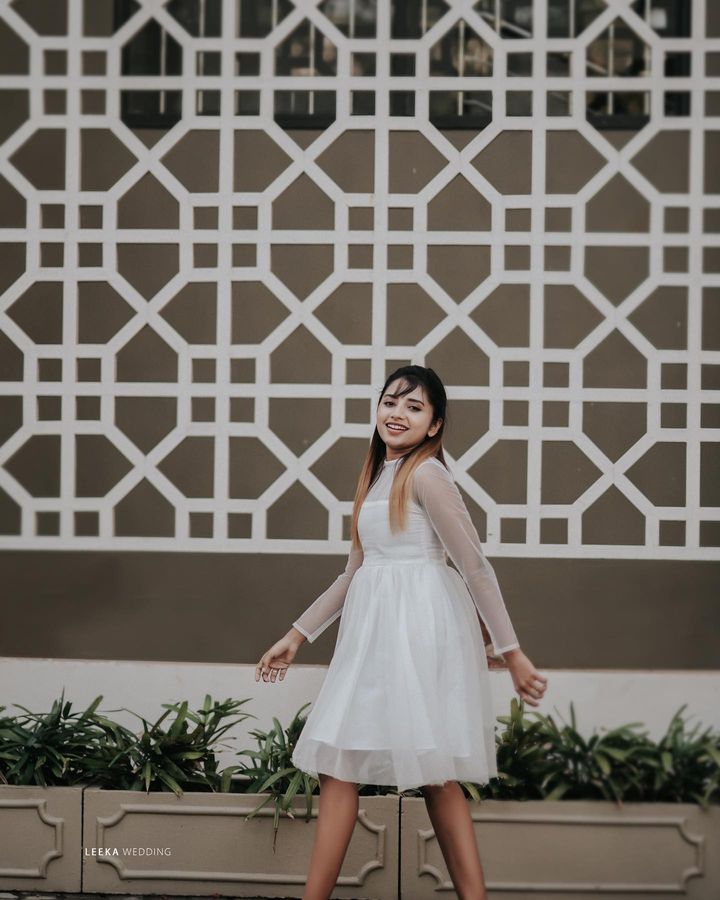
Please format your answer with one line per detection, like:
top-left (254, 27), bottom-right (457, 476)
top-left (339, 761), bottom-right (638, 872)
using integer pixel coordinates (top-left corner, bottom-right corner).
top-left (0, 784), bottom-right (83, 892)
top-left (401, 797), bottom-right (720, 900)
top-left (2, 784), bottom-right (717, 898)
top-left (82, 787), bottom-right (399, 898)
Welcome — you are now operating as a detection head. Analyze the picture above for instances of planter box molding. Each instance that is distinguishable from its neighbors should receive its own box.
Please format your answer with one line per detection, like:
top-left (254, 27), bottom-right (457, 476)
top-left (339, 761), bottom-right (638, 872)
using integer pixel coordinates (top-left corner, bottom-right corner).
top-left (401, 798), bottom-right (720, 899)
top-left (82, 789), bottom-right (398, 899)
top-left (0, 785), bottom-right (83, 893)
top-left (0, 786), bottom-right (719, 898)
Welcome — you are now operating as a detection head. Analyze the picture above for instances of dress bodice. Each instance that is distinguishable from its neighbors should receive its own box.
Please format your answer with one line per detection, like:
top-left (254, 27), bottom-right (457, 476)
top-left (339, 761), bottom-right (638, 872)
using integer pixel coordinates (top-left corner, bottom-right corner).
top-left (359, 458), bottom-right (447, 565)
top-left (292, 455), bottom-right (520, 656)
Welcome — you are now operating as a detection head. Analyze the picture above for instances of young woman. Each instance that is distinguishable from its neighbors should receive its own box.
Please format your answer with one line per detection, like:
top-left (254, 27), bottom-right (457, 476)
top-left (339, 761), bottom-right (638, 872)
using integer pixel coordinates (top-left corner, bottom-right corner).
top-left (256, 365), bottom-right (548, 900)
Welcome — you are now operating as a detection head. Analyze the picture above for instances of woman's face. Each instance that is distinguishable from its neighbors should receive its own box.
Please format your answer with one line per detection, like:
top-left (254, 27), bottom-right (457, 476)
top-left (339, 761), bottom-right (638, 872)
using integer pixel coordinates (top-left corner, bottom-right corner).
top-left (377, 379), bottom-right (442, 460)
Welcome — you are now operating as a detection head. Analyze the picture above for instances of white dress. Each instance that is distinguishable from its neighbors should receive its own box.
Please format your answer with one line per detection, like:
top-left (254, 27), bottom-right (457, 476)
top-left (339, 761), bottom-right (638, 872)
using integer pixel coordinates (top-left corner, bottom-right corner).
top-left (290, 455), bottom-right (520, 792)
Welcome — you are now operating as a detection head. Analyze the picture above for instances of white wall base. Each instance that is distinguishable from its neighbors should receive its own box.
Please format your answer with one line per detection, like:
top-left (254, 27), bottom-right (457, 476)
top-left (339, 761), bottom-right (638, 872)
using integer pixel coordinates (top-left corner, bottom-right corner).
top-left (1, 657), bottom-right (718, 771)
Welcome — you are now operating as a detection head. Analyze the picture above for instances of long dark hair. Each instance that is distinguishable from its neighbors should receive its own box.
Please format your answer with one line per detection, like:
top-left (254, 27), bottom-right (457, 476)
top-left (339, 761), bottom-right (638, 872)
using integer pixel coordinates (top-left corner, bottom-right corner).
top-left (349, 366), bottom-right (449, 547)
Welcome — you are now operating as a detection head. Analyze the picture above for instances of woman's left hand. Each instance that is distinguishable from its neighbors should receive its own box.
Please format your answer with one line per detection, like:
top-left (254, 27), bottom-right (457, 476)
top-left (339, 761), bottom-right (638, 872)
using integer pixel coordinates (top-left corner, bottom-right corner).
top-left (497, 648), bottom-right (548, 707)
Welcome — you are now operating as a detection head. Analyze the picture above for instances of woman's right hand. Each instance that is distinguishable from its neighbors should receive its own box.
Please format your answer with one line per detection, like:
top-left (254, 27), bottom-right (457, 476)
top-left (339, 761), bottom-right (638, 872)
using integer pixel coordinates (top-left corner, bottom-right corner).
top-left (255, 632), bottom-right (303, 683)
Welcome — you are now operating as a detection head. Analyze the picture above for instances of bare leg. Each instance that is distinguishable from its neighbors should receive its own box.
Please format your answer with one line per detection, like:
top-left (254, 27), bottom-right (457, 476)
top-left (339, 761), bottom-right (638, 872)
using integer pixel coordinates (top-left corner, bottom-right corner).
top-left (420, 781), bottom-right (488, 900)
top-left (302, 774), bottom-right (359, 900)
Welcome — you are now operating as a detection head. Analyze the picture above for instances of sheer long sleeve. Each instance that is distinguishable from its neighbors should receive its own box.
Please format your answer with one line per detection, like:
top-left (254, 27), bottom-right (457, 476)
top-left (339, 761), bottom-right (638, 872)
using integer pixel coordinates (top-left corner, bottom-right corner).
top-left (413, 460), bottom-right (520, 656)
top-left (292, 542), bottom-right (364, 642)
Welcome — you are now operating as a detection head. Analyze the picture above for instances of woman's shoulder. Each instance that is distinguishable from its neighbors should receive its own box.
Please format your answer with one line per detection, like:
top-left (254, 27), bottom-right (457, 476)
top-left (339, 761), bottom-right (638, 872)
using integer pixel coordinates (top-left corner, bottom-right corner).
top-left (414, 456), bottom-right (454, 482)
top-left (416, 455), bottom-right (450, 471)
top-left (411, 457), bottom-right (455, 506)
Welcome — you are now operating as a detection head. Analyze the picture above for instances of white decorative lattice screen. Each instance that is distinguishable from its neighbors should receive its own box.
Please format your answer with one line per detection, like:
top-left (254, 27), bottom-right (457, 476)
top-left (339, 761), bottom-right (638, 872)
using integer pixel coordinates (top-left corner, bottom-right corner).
top-left (0, 0), bottom-right (718, 560)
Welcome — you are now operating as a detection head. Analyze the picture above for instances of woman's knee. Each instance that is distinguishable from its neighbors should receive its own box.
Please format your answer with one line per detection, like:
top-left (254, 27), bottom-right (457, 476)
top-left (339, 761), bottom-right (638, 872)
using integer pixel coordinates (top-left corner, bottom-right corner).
top-left (419, 780), bottom-right (454, 796)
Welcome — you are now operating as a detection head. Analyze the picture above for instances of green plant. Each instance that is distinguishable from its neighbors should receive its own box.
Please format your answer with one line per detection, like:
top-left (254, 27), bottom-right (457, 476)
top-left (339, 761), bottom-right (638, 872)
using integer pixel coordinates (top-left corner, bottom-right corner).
top-left (0, 691), bottom-right (255, 796)
top-left (117, 694), bottom-right (255, 795)
top-left (637, 703), bottom-right (720, 807)
top-left (486, 698), bottom-right (720, 809)
top-left (0, 691), bottom-right (137, 787)
top-left (234, 702), bottom-right (319, 852)
top-left (3, 691), bottom-right (717, 815)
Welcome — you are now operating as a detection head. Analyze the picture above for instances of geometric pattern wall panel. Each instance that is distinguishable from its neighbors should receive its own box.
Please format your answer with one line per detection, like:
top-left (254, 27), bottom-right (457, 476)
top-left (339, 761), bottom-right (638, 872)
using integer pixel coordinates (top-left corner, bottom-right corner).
top-left (0, 0), bottom-right (718, 564)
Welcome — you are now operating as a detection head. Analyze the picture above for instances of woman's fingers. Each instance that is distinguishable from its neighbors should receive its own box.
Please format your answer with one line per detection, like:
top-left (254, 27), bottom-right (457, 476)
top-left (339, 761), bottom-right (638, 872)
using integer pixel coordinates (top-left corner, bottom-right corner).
top-left (255, 651), bottom-right (290, 684)
top-left (519, 684), bottom-right (542, 704)
top-left (269, 663), bottom-right (288, 683)
top-left (524, 684), bottom-right (546, 700)
top-left (255, 652), bottom-right (277, 683)
top-left (516, 669), bottom-right (548, 705)
top-left (254, 654), bottom-right (267, 682)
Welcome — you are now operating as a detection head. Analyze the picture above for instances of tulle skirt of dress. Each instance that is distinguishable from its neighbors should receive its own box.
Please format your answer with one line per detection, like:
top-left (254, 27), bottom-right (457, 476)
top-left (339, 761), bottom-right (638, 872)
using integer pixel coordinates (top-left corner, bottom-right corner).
top-left (290, 559), bottom-right (499, 792)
